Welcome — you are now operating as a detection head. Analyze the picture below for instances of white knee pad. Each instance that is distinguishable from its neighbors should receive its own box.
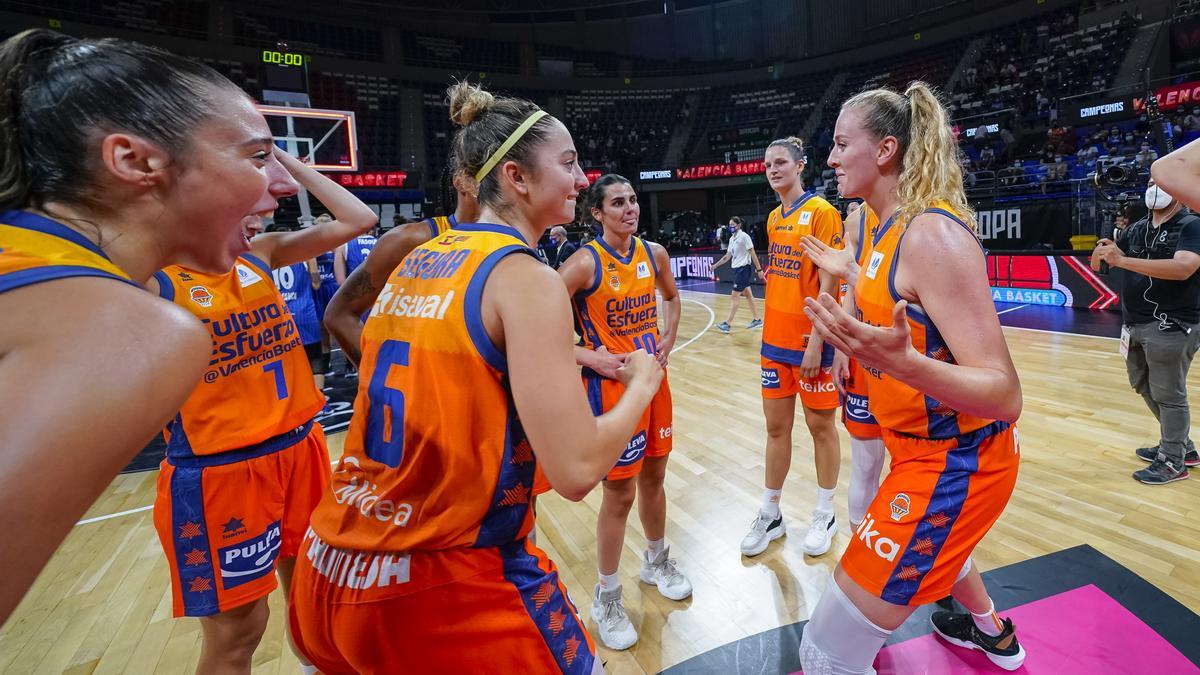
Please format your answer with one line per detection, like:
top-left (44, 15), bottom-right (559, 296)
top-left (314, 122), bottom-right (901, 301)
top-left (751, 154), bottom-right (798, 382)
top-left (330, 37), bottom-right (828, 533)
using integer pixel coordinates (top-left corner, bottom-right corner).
top-left (957, 556), bottom-right (973, 582)
top-left (848, 437), bottom-right (886, 526)
top-left (798, 581), bottom-right (892, 675)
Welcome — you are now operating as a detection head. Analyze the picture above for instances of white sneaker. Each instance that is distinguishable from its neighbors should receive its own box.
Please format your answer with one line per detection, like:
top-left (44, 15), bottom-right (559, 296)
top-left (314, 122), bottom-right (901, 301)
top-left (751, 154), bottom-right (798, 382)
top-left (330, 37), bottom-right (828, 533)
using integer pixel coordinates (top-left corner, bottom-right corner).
top-left (802, 509), bottom-right (838, 556)
top-left (590, 584), bottom-right (638, 650)
top-left (740, 509), bottom-right (785, 556)
top-left (639, 546), bottom-right (693, 600)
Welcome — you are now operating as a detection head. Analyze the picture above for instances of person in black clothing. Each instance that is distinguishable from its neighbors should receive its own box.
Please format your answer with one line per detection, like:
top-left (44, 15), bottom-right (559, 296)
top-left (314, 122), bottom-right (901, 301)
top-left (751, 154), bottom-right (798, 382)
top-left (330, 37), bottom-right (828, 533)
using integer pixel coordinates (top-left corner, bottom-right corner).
top-left (548, 225), bottom-right (578, 268)
top-left (1092, 179), bottom-right (1200, 484)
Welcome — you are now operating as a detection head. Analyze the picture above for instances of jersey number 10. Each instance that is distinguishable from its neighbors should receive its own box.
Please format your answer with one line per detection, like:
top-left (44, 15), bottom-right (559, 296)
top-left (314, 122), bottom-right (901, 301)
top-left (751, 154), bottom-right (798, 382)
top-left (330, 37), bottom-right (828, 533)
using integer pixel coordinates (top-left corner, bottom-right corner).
top-left (633, 333), bottom-right (657, 355)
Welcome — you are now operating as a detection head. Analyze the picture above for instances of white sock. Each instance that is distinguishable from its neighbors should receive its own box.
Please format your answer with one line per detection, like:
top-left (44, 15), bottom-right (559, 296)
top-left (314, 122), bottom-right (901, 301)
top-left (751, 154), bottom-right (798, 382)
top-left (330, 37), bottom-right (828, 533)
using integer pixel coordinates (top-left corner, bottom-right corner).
top-left (970, 599), bottom-right (1004, 637)
top-left (815, 486), bottom-right (836, 514)
top-left (299, 665), bottom-right (318, 675)
top-left (762, 488), bottom-right (782, 518)
top-left (599, 571), bottom-right (620, 590)
top-left (646, 538), bottom-right (665, 558)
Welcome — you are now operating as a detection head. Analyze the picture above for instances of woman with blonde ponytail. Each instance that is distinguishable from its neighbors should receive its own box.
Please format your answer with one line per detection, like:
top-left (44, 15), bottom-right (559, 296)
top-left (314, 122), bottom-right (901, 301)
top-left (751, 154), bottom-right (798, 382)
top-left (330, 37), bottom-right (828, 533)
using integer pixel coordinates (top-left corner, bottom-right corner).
top-left (796, 82), bottom-right (1027, 673)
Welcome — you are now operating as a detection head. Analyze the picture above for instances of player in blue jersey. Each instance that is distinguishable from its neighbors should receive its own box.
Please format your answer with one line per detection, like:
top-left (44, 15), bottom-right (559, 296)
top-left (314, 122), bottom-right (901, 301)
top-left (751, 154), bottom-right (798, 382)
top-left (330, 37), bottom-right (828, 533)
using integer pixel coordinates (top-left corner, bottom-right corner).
top-left (269, 238), bottom-right (326, 391)
top-left (335, 225), bottom-right (379, 282)
top-left (312, 214), bottom-right (341, 374)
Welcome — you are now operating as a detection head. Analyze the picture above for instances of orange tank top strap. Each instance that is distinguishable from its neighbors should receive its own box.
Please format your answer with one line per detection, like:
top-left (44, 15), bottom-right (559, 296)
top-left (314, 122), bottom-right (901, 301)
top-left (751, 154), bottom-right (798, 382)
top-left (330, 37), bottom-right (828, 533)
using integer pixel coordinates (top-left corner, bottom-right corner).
top-left (0, 210), bottom-right (136, 293)
top-left (425, 215), bottom-right (457, 240)
top-left (854, 205), bottom-right (993, 441)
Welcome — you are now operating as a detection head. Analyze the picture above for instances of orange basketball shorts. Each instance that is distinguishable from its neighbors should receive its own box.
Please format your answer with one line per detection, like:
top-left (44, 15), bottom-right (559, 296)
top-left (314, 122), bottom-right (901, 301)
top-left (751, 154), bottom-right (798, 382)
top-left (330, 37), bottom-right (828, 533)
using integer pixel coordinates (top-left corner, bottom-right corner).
top-left (760, 353), bottom-right (839, 410)
top-left (840, 421), bottom-right (1019, 606)
top-left (153, 420), bottom-right (331, 617)
top-left (533, 371), bottom-right (672, 494)
top-left (288, 530), bottom-right (598, 674)
top-left (841, 358), bottom-right (881, 440)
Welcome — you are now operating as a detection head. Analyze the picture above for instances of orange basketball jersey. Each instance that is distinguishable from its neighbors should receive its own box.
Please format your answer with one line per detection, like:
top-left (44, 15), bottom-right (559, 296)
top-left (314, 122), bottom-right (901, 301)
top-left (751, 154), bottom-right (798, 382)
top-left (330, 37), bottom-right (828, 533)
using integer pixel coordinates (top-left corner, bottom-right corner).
top-left (154, 256), bottom-right (325, 457)
top-left (0, 210), bottom-right (136, 293)
top-left (424, 215), bottom-right (457, 240)
top-left (308, 223), bottom-right (539, 553)
top-left (763, 191), bottom-right (843, 364)
top-left (574, 236), bottom-right (660, 356)
top-left (854, 204), bottom-right (994, 442)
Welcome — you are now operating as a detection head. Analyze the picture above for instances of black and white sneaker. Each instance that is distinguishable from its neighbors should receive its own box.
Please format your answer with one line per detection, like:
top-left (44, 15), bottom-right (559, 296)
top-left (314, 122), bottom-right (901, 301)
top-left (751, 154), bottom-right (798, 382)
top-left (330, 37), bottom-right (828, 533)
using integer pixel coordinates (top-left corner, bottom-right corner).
top-left (931, 610), bottom-right (1026, 671)
top-left (1133, 456), bottom-right (1190, 485)
top-left (1135, 444), bottom-right (1200, 467)
top-left (740, 510), bottom-right (785, 556)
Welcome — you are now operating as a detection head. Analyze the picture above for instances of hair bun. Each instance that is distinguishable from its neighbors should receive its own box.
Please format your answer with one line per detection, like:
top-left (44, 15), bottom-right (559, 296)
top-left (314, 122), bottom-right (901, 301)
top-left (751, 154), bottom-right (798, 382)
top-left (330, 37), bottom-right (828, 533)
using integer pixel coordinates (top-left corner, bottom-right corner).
top-left (447, 81), bottom-right (495, 128)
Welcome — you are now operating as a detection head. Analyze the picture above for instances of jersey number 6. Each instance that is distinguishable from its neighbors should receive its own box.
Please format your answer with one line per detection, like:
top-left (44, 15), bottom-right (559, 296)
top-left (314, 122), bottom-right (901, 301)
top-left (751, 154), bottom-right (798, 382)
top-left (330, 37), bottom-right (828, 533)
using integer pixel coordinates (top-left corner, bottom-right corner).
top-left (365, 339), bottom-right (409, 467)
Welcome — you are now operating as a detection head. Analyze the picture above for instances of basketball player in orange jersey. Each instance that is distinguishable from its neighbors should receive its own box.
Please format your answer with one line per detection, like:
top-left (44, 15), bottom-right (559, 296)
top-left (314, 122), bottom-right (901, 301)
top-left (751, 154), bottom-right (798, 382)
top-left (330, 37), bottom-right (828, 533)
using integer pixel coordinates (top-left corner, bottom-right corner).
top-left (830, 202), bottom-right (887, 532)
top-left (0, 29), bottom-right (289, 624)
top-left (795, 82), bottom-right (1026, 672)
top-left (556, 173), bottom-right (689, 651)
top-left (289, 82), bottom-right (662, 674)
top-left (741, 136), bottom-right (846, 559)
top-left (324, 158), bottom-right (480, 368)
top-left (148, 146), bottom-right (377, 674)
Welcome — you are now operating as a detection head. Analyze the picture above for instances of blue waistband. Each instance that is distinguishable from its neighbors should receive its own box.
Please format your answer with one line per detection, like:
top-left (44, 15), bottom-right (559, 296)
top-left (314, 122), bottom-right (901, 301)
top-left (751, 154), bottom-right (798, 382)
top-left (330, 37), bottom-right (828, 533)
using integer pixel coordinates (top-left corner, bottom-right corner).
top-left (167, 418), bottom-right (315, 468)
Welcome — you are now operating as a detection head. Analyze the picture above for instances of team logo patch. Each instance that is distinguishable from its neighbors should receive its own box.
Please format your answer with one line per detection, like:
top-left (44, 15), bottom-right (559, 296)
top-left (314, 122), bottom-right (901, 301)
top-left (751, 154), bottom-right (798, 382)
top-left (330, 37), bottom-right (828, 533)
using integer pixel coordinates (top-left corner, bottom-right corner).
top-left (235, 263), bottom-right (263, 288)
top-left (798, 211), bottom-right (812, 225)
top-left (844, 392), bottom-right (876, 422)
top-left (189, 286), bottom-right (213, 307)
top-left (889, 493), bottom-right (911, 521)
top-left (761, 367), bottom-right (781, 389)
top-left (866, 251), bottom-right (885, 279)
top-left (218, 521), bottom-right (282, 589)
top-left (609, 274), bottom-right (621, 291)
top-left (636, 261), bottom-right (651, 279)
top-left (615, 431), bottom-right (647, 467)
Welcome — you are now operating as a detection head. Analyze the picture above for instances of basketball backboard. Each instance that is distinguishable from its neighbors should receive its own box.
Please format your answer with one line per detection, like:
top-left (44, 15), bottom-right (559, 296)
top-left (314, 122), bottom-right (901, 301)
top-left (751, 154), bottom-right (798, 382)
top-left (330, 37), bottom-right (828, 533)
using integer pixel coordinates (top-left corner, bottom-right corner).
top-left (256, 105), bottom-right (359, 172)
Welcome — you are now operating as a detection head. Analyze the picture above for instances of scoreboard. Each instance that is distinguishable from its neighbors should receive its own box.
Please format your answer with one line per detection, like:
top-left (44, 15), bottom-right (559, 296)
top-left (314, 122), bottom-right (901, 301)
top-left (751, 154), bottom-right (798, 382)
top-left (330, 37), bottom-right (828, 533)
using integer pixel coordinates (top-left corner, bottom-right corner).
top-left (261, 48), bottom-right (310, 101)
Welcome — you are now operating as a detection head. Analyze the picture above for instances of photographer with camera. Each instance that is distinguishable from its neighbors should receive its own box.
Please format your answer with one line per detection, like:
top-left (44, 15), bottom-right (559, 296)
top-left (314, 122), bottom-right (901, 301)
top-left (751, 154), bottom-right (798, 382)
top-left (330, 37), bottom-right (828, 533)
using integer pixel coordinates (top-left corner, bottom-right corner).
top-left (1092, 177), bottom-right (1200, 484)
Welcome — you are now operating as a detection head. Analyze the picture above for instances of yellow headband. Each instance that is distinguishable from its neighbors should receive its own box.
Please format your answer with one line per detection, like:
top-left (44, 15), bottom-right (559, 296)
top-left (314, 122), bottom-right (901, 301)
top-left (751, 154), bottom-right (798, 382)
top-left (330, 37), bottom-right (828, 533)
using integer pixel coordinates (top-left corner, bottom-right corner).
top-left (474, 110), bottom-right (548, 183)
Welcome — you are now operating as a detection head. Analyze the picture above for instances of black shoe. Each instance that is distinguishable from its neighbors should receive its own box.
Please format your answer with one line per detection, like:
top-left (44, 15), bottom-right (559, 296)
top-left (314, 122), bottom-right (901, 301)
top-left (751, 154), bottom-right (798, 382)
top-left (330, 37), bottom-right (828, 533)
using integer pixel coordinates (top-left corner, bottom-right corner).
top-left (1133, 456), bottom-right (1190, 485)
top-left (931, 610), bottom-right (1026, 671)
top-left (1136, 444), bottom-right (1200, 467)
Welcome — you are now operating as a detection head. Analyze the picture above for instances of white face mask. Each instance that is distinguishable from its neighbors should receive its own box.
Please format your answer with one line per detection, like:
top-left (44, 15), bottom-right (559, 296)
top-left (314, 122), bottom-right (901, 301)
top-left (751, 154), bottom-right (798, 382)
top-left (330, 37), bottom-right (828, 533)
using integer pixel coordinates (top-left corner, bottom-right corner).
top-left (1145, 185), bottom-right (1174, 211)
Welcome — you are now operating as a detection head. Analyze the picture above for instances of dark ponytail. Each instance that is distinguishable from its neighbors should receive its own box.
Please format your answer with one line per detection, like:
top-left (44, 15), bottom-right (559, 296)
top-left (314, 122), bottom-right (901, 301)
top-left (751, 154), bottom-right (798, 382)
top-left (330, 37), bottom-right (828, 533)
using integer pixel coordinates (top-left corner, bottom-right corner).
top-left (0, 30), bottom-right (73, 209)
top-left (0, 29), bottom-right (246, 211)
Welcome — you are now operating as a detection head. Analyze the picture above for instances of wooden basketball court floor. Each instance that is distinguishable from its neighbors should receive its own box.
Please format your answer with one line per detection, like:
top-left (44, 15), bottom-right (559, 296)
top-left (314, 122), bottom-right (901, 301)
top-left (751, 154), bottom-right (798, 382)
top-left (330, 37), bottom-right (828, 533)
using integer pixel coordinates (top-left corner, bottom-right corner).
top-left (2, 287), bottom-right (1198, 674)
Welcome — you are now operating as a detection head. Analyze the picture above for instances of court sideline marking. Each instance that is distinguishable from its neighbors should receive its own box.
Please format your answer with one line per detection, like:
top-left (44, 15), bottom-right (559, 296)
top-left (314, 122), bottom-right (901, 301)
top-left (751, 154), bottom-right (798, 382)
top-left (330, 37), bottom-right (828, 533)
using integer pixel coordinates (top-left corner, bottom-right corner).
top-left (74, 298), bottom-right (717, 527)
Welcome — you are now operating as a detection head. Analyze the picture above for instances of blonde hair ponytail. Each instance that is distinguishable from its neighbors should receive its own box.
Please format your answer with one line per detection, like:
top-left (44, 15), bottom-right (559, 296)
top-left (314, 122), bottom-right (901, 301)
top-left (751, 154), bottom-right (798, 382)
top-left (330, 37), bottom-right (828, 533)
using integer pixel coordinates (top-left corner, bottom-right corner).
top-left (896, 82), bottom-right (975, 231)
top-left (841, 81), bottom-right (975, 232)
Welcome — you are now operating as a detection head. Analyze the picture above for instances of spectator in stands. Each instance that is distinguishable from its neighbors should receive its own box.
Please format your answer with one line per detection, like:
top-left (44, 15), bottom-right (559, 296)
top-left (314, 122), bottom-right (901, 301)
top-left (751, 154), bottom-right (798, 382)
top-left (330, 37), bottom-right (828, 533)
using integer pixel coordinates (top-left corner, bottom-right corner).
top-left (1184, 107), bottom-right (1200, 132)
top-left (1078, 143), bottom-right (1099, 166)
top-left (1118, 132), bottom-right (1139, 159)
top-left (548, 225), bottom-right (577, 269)
top-left (1045, 154), bottom-right (1068, 183)
top-left (978, 146), bottom-right (996, 170)
top-left (1135, 143), bottom-right (1159, 171)
top-left (1107, 126), bottom-right (1123, 149)
top-left (1001, 160), bottom-right (1025, 187)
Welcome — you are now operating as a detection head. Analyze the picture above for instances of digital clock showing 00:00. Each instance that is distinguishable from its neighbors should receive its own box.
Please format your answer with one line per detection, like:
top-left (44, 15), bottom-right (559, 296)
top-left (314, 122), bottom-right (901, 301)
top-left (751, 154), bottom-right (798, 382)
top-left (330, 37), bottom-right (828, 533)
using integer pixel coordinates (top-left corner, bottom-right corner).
top-left (262, 50), bottom-right (307, 67)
